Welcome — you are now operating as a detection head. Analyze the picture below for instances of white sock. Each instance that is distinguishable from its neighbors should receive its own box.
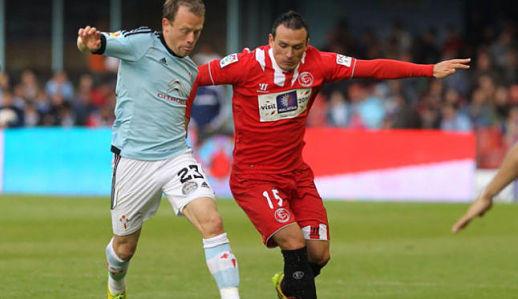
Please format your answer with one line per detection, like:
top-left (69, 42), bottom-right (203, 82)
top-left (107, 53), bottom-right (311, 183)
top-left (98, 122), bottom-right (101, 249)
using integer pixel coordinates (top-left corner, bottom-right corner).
top-left (105, 238), bottom-right (128, 294)
top-left (220, 287), bottom-right (240, 299)
top-left (203, 233), bottom-right (240, 299)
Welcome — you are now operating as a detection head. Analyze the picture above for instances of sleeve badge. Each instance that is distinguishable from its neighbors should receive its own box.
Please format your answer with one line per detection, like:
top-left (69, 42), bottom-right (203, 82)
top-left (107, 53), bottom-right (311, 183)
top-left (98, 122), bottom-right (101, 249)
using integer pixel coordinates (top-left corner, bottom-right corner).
top-left (336, 54), bottom-right (352, 67)
top-left (220, 53), bottom-right (239, 68)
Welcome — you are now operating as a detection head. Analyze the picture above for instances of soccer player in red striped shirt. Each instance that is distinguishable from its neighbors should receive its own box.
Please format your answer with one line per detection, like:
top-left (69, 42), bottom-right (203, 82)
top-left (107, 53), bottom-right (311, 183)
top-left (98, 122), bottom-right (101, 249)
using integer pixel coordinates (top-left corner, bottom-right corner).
top-left (190, 11), bottom-right (469, 298)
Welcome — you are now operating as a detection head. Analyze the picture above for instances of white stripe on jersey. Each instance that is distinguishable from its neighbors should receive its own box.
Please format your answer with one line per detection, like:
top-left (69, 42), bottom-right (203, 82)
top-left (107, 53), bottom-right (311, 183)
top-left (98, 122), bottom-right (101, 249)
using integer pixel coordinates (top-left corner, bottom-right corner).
top-left (255, 48), bottom-right (266, 71)
top-left (289, 52), bottom-right (307, 86)
top-left (268, 48), bottom-right (286, 87)
top-left (291, 64), bottom-right (300, 86)
top-left (351, 58), bottom-right (357, 79)
top-left (208, 62), bottom-right (215, 85)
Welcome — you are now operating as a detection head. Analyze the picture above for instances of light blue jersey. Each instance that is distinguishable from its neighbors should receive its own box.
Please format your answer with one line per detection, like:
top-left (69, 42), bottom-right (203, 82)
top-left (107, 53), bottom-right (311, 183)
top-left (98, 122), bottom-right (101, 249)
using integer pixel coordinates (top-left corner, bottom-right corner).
top-left (95, 27), bottom-right (197, 160)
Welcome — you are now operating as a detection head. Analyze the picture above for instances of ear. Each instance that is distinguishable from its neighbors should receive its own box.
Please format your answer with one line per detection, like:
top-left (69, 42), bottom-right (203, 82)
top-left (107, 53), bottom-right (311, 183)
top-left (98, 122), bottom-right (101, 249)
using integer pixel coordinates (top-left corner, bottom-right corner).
top-left (161, 18), bottom-right (170, 31)
top-left (268, 33), bottom-right (274, 47)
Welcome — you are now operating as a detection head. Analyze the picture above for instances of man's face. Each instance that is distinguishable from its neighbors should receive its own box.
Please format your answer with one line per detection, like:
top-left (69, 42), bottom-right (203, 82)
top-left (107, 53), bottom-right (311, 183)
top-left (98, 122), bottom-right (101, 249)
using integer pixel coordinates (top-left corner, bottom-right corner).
top-left (162, 6), bottom-right (204, 57)
top-left (269, 24), bottom-right (308, 72)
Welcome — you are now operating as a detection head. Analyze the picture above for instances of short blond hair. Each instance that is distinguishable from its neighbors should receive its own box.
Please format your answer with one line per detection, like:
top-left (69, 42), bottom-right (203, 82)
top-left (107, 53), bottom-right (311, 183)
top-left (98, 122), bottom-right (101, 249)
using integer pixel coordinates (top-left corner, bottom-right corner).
top-left (163, 0), bottom-right (205, 22)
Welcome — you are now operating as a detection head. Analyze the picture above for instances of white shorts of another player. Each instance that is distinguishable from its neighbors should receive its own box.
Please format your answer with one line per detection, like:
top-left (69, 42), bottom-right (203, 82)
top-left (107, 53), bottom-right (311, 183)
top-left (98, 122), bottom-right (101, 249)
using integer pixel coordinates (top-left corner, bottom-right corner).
top-left (111, 151), bottom-right (215, 236)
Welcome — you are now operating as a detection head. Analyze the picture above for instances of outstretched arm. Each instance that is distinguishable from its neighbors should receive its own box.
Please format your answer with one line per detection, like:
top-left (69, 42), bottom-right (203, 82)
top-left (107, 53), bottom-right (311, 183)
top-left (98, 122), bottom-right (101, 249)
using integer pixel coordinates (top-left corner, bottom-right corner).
top-left (77, 26), bottom-right (102, 53)
top-left (352, 58), bottom-right (470, 80)
top-left (452, 144), bottom-right (518, 233)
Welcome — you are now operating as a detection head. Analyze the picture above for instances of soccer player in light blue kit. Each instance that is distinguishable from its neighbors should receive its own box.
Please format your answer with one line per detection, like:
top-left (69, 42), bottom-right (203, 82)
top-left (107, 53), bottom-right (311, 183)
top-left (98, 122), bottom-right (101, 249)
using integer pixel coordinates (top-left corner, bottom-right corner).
top-left (77, 1), bottom-right (240, 298)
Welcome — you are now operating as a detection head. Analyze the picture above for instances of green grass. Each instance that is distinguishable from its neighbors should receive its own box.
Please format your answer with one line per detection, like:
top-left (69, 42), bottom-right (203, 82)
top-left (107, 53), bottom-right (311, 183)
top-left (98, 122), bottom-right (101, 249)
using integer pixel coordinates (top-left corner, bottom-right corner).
top-left (1, 196), bottom-right (518, 298)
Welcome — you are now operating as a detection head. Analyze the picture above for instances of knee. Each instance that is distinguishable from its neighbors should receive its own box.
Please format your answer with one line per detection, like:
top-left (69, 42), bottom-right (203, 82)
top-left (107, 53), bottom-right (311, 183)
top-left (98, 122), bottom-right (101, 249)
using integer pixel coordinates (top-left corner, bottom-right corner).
top-left (113, 240), bottom-right (138, 261)
top-left (199, 213), bottom-right (224, 237)
top-left (274, 231), bottom-right (305, 250)
top-left (316, 252), bottom-right (330, 266)
top-left (278, 237), bottom-right (305, 250)
top-left (309, 249), bottom-right (330, 266)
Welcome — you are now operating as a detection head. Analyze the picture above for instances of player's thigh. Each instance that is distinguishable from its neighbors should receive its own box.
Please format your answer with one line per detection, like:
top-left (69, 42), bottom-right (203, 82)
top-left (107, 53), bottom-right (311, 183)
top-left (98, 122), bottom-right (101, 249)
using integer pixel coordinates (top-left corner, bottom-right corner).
top-left (162, 152), bottom-right (216, 216)
top-left (111, 156), bottom-right (163, 236)
top-left (230, 175), bottom-right (297, 248)
top-left (292, 167), bottom-right (330, 242)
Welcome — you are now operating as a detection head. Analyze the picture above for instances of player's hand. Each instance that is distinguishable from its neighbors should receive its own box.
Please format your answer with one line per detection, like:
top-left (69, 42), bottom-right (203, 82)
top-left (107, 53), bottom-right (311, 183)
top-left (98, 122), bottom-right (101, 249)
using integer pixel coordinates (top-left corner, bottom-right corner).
top-left (451, 196), bottom-right (493, 233)
top-left (433, 58), bottom-right (470, 79)
top-left (77, 26), bottom-right (101, 53)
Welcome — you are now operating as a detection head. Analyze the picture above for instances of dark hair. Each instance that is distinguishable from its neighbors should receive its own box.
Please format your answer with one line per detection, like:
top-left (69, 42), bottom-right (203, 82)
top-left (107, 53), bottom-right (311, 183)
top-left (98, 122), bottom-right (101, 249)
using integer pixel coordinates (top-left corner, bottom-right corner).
top-left (163, 0), bottom-right (205, 22)
top-left (271, 11), bottom-right (309, 39)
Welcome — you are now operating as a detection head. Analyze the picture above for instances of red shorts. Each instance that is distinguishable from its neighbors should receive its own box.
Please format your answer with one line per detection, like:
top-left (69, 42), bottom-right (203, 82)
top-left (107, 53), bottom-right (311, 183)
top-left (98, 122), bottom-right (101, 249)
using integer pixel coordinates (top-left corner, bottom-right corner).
top-left (230, 164), bottom-right (329, 248)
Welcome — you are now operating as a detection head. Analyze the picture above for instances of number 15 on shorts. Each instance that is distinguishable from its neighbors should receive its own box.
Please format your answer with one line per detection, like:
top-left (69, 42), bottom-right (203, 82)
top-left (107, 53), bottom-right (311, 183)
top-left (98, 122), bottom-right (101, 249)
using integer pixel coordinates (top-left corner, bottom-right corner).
top-left (262, 189), bottom-right (284, 209)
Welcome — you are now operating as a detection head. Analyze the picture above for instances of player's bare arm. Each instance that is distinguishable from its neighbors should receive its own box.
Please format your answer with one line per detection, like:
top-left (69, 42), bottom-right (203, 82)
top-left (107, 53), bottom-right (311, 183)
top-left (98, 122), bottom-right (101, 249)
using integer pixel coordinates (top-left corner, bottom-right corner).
top-left (452, 144), bottom-right (518, 233)
top-left (433, 58), bottom-right (471, 79)
top-left (77, 26), bottom-right (102, 53)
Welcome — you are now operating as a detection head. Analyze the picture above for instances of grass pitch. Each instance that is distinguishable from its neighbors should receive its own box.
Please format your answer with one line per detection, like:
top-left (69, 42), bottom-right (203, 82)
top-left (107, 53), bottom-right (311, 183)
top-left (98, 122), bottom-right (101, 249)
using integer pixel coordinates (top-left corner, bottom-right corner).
top-left (1, 195), bottom-right (518, 298)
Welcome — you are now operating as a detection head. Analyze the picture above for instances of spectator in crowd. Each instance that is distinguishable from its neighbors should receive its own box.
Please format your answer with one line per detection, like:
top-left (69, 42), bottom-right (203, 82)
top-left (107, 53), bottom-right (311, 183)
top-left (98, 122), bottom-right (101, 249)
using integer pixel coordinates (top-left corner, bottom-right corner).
top-left (18, 69), bottom-right (40, 101)
top-left (0, 91), bottom-right (24, 128)
top-left (45, 71), bottom-right (74, 102)
top-left (326, 90), bottom-right (349, 127)
top-left (440, 103), bottom-right (472, 132)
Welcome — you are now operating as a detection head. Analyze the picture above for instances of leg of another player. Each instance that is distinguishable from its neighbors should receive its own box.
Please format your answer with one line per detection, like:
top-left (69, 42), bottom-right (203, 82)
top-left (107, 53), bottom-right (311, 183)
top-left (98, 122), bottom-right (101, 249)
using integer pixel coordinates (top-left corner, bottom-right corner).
top-left (273, 223), bottom-right (317, 299)
top-left (182, 197), bottom-right (240, 299)
top-left (106, 229), bottom-right (141, 296)
top-left (306, 240), bottom-right (330, 278)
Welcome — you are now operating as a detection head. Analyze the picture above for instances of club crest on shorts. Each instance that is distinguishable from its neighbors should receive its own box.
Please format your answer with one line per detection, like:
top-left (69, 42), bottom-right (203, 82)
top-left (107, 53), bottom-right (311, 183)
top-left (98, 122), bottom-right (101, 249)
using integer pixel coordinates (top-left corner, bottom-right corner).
top-left (274, 208), bottom-right (291, 223)
top-left (182, 181), bottom-right (198, 195)
top-left (119, 215), bottom-right (129, 230)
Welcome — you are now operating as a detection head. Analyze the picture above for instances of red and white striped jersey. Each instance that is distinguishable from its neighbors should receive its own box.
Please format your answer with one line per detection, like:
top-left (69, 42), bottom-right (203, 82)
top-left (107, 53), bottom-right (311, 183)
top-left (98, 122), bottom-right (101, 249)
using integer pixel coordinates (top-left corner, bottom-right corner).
top-left (192, 45), bottom-right (433, 175)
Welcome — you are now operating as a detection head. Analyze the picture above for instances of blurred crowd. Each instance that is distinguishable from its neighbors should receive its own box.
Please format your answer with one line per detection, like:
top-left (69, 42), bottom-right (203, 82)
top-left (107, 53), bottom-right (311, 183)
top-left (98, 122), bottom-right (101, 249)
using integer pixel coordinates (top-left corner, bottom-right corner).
top-left (0, 70), bottom-right (116, 128)
top-left (0, 19), bottom-right (516, 167)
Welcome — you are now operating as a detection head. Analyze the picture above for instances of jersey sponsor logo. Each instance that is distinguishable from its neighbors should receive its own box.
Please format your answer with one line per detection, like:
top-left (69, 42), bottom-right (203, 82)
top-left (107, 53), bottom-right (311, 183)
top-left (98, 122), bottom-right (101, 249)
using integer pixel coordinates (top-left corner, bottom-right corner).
top-left (167, 79), bottom-right (187, 96)
top-left (220, 53), bottom-right (238, 68)
top-left (277, 91), bottom-right (298, 113)
top-left (336, 54), bottom-right (352, 67)
top-left (157, 92), bottom-right (187, 105)
top-left (274, 207), bottom-right (291, 223)
top-left (298, 72), bottom-right (314, 87)
top-left (257, 88), bottom-right (312, 122)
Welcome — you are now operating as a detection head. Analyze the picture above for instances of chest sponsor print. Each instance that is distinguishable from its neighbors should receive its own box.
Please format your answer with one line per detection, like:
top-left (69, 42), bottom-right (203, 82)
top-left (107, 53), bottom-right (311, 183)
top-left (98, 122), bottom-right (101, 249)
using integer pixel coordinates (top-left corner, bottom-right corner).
top-left (257, 88), bottom-right (312, 122)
